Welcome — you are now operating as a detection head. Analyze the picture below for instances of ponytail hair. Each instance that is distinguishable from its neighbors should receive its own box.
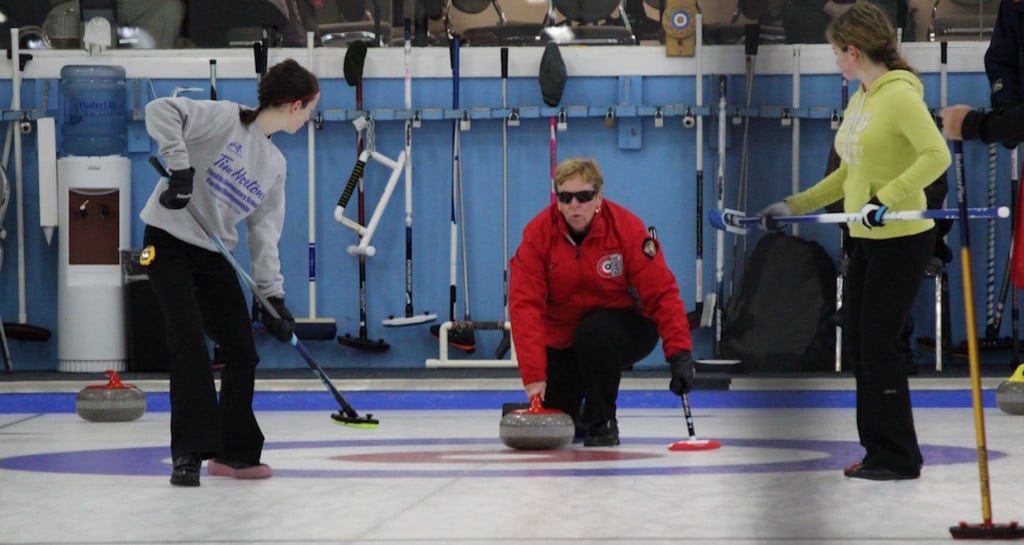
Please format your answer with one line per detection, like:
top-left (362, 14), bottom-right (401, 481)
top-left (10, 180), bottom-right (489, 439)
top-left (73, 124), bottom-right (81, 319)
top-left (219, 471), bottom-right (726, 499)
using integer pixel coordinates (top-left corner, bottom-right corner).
top-left (827, 2), bottom-right (916, 75)
top-left (238, 58), bottom-right (319, 126)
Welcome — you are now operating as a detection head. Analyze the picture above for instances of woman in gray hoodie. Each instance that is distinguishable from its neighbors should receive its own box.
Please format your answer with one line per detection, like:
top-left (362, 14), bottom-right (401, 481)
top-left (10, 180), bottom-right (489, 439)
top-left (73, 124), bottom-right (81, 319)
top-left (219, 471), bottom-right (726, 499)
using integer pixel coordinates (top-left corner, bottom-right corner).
top-left (142, 58), bottom-right (319, 487)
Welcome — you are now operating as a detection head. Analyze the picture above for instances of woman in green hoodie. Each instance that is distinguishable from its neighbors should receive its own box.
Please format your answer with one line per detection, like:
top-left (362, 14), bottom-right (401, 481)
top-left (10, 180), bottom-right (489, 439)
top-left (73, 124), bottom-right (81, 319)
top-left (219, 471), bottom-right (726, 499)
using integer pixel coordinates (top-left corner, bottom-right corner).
top-left (761, 2), bottom-right (951, 481)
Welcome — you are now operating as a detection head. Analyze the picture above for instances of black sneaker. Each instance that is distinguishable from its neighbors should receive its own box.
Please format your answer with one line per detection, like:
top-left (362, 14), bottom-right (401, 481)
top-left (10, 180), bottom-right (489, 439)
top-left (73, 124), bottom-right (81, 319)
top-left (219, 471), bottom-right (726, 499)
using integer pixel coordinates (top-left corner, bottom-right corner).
top-left (583, 419), bottom-right (620, 447)
top-left (170, 454), bottom-right (201, 487)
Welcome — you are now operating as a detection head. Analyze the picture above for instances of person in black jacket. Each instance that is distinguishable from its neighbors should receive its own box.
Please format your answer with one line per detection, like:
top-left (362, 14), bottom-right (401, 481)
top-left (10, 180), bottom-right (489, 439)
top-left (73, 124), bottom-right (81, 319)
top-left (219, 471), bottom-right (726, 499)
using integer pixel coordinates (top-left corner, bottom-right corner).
top-left (944, 0), bottom-right (1024, 142)
top-left (985, 0), bottom-right (1024, 108)
top-left (940, 103), bottom-right (1024, 144)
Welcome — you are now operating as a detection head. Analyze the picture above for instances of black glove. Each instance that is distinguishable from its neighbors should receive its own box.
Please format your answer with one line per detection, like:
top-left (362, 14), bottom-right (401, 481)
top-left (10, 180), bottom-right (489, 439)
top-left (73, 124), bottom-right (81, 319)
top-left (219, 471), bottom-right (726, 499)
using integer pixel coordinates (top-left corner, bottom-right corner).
top-left (668, 350), bottom-right (695, 396)
top-left (260, 296), bottom-right (295, 342)
top-left (859, 197), bottom-right (887, 230)
top-left (159, 167), bottom-right (194, 209)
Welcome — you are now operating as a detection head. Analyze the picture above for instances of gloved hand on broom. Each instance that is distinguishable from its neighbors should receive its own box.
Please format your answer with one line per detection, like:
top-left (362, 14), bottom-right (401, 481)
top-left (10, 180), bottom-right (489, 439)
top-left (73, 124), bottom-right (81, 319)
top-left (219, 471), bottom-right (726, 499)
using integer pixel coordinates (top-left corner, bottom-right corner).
top-left (159, 167), bottom-right (194, 209)
top-left (258, 296), bottom-right (295, 342)
top-left (859, 197), bottom-right (888, 230)
top-left (668, 350), bottom-right (695, 395)
top-left (757, 200), bottom-right (792, 231)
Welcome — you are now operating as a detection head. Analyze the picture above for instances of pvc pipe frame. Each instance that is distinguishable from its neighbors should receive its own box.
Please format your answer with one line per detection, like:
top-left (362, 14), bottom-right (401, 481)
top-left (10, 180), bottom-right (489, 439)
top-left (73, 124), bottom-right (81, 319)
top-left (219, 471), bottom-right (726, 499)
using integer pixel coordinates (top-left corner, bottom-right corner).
top-left (425, 320), bottom-right (517, 368)
top-left (333, 148), bottom-right (407, 257)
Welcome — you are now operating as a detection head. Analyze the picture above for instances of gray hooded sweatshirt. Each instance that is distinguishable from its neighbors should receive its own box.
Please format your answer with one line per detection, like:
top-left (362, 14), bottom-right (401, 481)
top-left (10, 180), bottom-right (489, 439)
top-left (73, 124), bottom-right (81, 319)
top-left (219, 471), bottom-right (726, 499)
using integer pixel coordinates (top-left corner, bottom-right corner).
top-left (142, 96), bottom-right (288, 298)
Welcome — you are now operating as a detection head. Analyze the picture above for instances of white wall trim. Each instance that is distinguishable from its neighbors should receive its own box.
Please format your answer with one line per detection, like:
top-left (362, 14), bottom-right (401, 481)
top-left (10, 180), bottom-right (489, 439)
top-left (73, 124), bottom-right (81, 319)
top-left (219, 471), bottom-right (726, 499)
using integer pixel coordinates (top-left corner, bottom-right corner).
top-left (2, 41), bottom-right (990, 81)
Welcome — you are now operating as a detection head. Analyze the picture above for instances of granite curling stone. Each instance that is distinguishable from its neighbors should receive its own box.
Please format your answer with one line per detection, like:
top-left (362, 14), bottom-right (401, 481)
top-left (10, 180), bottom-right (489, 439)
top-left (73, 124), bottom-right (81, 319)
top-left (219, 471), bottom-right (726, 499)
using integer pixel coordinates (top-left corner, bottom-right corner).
top-left (76, 370), bottom-right (146, 422)
top-left (499, 395), bottom-right (574, 450)
top-left (996, 363), bottom-right (1024, 415)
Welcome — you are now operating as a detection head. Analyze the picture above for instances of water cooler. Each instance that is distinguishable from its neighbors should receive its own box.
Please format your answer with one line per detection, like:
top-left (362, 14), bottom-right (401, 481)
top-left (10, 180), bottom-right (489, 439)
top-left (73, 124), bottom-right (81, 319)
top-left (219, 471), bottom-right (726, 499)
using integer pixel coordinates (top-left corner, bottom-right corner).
top-left (56, 65), bottom-right (131, 373)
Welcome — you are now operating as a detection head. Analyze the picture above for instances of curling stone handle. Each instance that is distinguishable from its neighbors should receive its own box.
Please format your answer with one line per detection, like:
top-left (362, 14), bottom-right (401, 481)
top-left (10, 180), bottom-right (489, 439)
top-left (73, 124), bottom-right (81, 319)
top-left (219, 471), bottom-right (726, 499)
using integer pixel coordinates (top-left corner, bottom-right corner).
top-left (528, 395), bottom-right (544, 413)
top-left (87, 369), bottom-right (136, 390)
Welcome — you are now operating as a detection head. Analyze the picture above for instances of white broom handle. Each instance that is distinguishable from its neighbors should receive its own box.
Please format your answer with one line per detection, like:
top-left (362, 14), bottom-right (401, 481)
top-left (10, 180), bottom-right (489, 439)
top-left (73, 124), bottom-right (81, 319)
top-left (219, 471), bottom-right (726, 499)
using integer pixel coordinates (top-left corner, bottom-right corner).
top-left (404, 19), bottom-right (413, 228)
top-left (791, 45), bottom-right (801, 237)
top-left (306, 32), bottom-right (317, 318)
top-left (11, 29), bottom-right (25, 324)
top-left (695, 10), bottom-right (704, 304)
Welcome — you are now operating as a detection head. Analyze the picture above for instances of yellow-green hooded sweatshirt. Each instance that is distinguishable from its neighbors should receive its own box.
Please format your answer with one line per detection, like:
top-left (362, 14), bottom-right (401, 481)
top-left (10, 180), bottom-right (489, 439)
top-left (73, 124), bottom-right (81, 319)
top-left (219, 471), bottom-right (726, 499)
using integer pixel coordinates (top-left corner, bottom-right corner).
top-left (785, 69), bottom-right (951, 240)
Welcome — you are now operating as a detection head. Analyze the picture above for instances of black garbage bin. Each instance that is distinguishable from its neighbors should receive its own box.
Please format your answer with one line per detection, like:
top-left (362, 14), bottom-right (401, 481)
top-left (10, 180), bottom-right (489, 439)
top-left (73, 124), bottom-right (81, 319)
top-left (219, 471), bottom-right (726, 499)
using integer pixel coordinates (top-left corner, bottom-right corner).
top-left (121, 249), bottom-right (169, 372)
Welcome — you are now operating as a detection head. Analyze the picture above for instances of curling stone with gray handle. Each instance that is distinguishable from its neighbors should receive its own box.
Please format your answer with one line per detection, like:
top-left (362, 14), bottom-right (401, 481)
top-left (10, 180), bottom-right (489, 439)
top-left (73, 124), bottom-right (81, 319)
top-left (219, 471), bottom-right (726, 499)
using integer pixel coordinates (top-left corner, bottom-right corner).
top-left (499, 395), bottom-right (574, 450)
top-left (76, 370), bottom-right (146, 422)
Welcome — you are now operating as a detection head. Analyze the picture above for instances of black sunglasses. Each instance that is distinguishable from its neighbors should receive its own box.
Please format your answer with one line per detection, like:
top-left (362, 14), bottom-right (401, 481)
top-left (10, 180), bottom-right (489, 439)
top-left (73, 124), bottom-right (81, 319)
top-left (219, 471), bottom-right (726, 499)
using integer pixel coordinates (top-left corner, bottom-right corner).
top-left (556, 190), bottom-right (597, 204)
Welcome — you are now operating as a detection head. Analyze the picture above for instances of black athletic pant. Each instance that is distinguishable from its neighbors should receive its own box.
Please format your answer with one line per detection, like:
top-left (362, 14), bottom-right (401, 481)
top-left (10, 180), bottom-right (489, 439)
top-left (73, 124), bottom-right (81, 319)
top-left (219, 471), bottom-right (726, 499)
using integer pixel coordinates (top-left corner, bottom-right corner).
top-left (543, 309), bottom-right (660, 427)
top-left (845, 228), bottom-right (934, 474)
top-left (143, 226), bottom-right (264, 464)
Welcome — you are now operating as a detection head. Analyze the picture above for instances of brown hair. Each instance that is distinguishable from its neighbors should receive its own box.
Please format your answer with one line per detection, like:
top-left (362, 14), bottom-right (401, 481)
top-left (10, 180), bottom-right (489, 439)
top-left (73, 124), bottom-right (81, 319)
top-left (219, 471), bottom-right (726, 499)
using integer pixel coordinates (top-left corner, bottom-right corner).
top-left (826, 2), bottom-right (915, 75)
top-left (239, 58), bottom-right (320, 126)
top-left (554, 157), bottom-right (604, 194)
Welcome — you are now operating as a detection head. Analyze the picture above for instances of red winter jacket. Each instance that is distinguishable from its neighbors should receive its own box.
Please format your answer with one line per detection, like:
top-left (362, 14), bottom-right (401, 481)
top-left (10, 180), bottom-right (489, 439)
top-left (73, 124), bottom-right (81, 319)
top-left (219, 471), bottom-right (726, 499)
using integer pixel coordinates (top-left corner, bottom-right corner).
top-left (509, 199), bottom-right (692, 386)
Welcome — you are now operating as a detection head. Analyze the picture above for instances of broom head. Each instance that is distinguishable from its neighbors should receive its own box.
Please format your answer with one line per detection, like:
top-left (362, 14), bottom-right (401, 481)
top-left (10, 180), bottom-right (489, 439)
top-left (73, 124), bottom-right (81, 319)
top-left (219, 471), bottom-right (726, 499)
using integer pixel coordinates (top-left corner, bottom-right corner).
top-left (668, 438), bottom-right (721, 452)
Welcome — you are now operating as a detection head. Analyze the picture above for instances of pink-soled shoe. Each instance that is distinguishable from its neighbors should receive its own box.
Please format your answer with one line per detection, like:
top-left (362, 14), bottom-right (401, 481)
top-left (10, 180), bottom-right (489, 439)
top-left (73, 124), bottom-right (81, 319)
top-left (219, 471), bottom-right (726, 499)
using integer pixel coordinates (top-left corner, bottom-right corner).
top-left (207, 459), bottom-right (272, 480)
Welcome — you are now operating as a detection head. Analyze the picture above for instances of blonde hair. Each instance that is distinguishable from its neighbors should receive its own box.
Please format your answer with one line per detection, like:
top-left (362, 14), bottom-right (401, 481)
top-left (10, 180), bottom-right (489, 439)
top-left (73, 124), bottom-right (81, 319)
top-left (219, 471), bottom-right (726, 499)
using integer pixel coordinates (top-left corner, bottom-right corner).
top-left (826, 2), bottom-right (915, 74)
top-left (554, 157), bottom-right (604, 193)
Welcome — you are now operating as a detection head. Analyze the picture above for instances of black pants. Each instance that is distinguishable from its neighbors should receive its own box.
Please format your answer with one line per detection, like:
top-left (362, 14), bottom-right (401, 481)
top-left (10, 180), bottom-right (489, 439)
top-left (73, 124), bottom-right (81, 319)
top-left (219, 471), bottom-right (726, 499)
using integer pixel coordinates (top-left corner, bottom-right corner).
top-left (143, 226), bottom-right (264, 464)
top-left (846, 228), bottom-right (934, 474)
top-left (543, 309), bottom-right (659, 427)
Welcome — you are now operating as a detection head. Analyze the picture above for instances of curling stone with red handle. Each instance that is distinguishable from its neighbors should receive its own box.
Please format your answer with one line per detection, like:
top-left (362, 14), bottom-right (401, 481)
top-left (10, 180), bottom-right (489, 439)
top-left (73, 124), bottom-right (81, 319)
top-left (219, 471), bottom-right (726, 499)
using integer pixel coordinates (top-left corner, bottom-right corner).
top-left (499, 395), bottom-right (574, 450)
top-left (76, 370), bottom-right (146, 422)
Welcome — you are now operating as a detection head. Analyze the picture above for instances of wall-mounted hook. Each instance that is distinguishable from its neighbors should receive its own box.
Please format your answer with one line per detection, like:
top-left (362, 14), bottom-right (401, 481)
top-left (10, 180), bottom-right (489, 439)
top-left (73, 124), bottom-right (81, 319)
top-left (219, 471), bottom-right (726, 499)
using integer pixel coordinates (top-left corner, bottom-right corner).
top-left (557, 109), bottom-right (568, 132)
top-left (171, 86), bottom-right (203, 98)
top-left (731, 107), bottom-right (742, 126)
top-left (413, 110), bottom-right (422, 128)
top-left (604, 108), bottom-right (615, 128)
top-left (352, 114), bottom-right (369, 132)
top-left (781, 109), bottom-right (792, 127)
top-left (314, 111), bottom-right (324, 130)
top-left (460, 109), bottom-right (471, 131)
top-left (5, 48), bottom-right (32, 71)
top-left (830, 109), bottom-right (841, 130)
top-left (654, 108), bottom-right (664, 128)
top-left (18, 112), bottom-right (31, 134)
top-left (508, 108), bottom-right (520, 127)
top-left (682, 107), bottom-right (694, 129)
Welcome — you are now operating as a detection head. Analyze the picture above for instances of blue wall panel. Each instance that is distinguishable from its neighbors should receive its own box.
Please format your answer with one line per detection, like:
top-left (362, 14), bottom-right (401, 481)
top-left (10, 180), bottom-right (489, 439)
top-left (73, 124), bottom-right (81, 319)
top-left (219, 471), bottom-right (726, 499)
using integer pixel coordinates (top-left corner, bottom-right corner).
top-left (0, 62), bottom-right (1017, 372)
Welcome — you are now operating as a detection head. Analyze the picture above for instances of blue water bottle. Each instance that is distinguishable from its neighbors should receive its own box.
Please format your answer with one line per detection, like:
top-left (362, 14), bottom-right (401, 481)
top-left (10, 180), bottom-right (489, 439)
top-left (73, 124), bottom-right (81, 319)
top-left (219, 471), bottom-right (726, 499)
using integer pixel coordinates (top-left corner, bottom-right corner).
top-left (59, 65), bottom-right (127, 156)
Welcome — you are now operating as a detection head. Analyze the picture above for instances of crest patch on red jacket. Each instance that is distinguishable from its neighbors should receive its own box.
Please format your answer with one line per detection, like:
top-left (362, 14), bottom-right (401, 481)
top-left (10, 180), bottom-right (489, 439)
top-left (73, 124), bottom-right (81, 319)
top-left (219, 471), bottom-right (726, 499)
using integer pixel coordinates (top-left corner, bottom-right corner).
top-left (642, 237), bottom-right (658, 259)
top-left (597, 254), bottom-right (623, 278)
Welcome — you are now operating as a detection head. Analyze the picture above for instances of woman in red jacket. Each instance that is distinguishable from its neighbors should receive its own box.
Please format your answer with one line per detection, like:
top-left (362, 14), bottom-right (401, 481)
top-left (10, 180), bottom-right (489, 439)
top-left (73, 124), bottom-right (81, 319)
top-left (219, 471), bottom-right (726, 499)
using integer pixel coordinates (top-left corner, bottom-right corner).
top-left (509, 157), bottom-right (694, 447)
